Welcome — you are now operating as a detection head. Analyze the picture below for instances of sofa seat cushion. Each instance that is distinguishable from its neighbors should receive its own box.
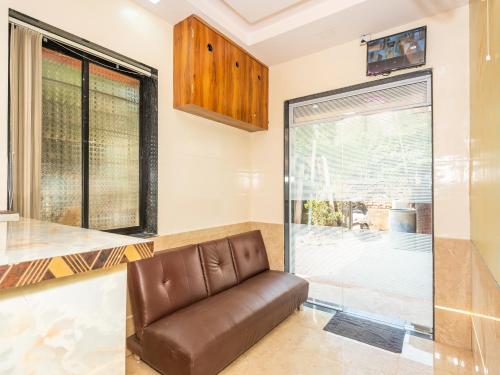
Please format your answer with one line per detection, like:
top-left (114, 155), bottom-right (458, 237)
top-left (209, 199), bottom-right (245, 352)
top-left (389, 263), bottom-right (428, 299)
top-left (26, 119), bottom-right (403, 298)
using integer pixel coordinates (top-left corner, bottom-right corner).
top-left (141, 271), bottom-right (308, 375)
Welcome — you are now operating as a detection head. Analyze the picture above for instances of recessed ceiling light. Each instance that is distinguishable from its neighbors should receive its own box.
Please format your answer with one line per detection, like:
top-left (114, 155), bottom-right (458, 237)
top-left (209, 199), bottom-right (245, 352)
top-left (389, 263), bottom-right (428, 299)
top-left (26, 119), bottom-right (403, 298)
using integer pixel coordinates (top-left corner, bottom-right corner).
top-left (149, 0), bottom-right (160, 4)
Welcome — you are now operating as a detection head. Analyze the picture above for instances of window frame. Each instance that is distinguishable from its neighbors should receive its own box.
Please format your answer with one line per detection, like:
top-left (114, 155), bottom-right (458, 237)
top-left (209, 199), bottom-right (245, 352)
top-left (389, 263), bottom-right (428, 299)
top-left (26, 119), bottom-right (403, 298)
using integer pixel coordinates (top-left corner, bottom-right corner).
top-left (42, 40), bottom-right (145, 235)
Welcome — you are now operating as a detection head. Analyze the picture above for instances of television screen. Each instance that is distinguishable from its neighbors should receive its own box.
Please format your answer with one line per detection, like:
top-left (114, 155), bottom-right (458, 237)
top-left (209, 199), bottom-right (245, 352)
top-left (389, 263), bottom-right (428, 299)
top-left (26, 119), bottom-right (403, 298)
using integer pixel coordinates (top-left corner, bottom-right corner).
top-left (367, 26), bottom-right (426, 76)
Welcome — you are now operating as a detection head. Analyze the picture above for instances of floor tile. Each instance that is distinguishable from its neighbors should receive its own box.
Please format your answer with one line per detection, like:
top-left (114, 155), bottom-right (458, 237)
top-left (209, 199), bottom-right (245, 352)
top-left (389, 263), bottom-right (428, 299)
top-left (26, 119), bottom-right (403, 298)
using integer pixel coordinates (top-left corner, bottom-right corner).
top-left (126, 308), bottom-right (474, 375)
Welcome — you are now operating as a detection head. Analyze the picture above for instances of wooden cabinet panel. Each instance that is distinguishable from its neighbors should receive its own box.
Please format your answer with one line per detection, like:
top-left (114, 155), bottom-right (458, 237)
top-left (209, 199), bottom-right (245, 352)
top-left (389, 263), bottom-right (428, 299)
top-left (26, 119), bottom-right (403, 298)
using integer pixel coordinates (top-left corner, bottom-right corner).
top-left (191, 17), bottom-right (226, 115)
top-left (173, 15), bottom-right (268, 132)
top-left (173, 18), bottom-right (192, 109)
top-left (225, 44), bottom-right (248, 123)
top-left (248, 57), bottom-right (268, 129)
top-left (260, 66), bottom-right (269, 130)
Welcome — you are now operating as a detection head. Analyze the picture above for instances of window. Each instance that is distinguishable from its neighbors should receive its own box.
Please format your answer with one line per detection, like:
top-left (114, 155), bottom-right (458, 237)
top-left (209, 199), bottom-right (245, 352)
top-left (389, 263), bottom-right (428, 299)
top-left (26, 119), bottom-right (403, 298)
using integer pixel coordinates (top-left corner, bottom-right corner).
top-left (9, 10), bottom-right (158, 236)
top-left (40, 41), bottom-right (147, 233)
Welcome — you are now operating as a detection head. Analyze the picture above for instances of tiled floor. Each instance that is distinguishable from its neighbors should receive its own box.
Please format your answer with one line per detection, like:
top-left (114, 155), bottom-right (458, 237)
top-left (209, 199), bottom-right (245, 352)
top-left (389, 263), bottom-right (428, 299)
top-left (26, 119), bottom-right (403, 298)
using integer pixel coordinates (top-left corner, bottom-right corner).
top-left (126, 308), bottom-right (474, 375)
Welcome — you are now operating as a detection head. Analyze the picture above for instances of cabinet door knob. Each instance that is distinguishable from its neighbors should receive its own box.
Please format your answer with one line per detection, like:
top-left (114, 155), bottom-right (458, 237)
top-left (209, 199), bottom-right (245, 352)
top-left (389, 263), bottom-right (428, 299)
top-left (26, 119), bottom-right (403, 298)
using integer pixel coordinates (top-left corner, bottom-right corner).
top-left (207, 43), bottom-right (213, 52)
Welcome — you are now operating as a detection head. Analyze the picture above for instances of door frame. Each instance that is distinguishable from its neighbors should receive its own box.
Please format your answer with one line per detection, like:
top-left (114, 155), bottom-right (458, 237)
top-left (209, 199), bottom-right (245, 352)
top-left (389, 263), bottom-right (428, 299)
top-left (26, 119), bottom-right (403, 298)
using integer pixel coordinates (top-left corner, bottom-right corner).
top-left (283, 68), bottom-right (435, 336)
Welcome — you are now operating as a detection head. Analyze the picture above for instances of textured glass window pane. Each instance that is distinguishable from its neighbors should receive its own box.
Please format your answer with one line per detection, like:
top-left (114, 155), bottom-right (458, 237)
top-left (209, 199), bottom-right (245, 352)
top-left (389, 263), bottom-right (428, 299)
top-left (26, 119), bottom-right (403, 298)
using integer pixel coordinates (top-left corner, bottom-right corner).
top-left (89, 64), bottom-right (140, 230)
top-left (41, 48), bottom-right (82, 226)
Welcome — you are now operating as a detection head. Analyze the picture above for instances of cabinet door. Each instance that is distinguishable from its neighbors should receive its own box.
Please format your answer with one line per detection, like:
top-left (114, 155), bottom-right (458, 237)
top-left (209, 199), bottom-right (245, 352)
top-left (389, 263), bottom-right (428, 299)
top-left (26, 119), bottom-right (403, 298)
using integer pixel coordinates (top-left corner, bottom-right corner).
top-left (191, 18), bottom-right (226, 114)
top-left (225, 43), bottom-right (248, 122)
top-left (173, 18), bottom-right (191, 108)
top-left (261, 65), bottom-right (269, 129)
top-left (248, 58), bottom-right (268, 129)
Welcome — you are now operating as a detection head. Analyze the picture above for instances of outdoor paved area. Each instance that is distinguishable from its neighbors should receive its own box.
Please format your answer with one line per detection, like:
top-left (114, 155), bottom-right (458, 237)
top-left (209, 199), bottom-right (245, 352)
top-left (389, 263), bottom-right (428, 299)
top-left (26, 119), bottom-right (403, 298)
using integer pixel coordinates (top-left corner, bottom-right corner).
top-left (291, 224), bottom-right (433, 328)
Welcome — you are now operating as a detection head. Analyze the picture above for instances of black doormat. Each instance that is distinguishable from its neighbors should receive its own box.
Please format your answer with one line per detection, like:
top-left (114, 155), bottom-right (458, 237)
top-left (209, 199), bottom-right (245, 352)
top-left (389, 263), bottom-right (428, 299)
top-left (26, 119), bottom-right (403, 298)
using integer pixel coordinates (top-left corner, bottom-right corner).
top-left (323, 312), bottom-right (405, 353)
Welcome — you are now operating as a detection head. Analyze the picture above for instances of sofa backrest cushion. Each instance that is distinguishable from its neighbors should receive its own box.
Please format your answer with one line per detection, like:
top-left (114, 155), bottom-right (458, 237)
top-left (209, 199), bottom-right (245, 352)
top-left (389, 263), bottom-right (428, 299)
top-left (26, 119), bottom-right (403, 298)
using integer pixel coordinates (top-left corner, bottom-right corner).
top-left (128, 244), bottom-right (207, 340)
top-left (199, 238), bottom-right (238, 295)
top-left (228, 230), bottom-right (270, 282)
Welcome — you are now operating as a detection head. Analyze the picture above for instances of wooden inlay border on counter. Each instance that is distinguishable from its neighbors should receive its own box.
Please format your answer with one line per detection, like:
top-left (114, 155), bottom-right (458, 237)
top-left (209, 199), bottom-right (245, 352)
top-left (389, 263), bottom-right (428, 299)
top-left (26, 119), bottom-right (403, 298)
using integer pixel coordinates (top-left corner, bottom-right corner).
top-left (0, 242), bottom-right (153, 291)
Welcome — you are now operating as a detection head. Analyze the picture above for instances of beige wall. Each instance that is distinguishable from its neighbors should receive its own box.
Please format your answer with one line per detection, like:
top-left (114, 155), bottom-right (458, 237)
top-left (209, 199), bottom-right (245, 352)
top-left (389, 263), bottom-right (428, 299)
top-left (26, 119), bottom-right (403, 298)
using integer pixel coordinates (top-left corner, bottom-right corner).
top-left (250, 6), bottom-right (471, 241)
top-left (469, 0), bottom-right (500, 284)
top-left (4, 1), bottom-right (488, 354)
top-left (0, 0), bottom-right (252, 235)
top-left (1, 1), bottom-right (471, 241)
top-left (469, 0), bottom-right (500, 373)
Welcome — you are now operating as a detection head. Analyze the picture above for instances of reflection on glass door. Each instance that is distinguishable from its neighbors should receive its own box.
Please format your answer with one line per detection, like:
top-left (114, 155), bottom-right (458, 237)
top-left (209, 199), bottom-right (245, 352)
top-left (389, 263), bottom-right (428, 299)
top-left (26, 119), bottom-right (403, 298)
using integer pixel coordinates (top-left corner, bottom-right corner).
top-left (287, 73), bottom-right (433, 332)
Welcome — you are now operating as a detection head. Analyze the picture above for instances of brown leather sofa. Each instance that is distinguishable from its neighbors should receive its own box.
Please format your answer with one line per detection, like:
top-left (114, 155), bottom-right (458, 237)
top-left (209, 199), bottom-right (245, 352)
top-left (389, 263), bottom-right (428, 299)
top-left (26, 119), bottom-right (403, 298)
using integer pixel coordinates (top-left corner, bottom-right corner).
top-left (127, 230), bottom-right (308, 375)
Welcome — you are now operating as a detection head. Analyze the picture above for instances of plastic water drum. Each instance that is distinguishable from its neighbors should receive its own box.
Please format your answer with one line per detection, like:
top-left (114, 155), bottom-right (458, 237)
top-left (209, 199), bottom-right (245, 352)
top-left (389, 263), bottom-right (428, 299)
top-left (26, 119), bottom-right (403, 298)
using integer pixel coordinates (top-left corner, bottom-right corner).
top-left (389, 208), bottom-right (416, 233)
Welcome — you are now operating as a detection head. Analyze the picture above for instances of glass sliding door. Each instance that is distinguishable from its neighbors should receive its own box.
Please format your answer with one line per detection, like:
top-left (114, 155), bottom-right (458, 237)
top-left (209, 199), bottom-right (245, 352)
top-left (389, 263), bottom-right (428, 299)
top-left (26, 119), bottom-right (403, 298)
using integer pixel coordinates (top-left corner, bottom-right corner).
top-left (287, 72), bottom-right (433, 332)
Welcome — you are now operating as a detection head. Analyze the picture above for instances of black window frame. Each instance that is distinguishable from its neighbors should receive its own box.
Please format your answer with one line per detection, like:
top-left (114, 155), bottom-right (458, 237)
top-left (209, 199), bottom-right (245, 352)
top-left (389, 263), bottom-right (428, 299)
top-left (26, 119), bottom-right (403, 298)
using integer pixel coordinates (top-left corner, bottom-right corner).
top-left (8, 9), bottom-right (158, 236)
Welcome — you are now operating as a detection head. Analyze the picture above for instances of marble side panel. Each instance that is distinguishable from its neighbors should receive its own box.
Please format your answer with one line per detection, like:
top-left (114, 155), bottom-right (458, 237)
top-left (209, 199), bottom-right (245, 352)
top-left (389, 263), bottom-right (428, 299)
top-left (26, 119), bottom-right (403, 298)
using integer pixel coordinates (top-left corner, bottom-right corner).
top-left (435, 238), bottom-right (472, 310)
top-left (153, 222), bottom-right (285, 271)
top-left (434, 237), bottom-right (472, 350)
top-left (471, 244), bottom-right (500, 375)
top-left (434, 308), bottom-right (472, 351)
top-left (0, 265), bottom-right (127, 375)
top-left (153, 222), bottom-right (253, 251)
top-left (248, 222), bottom-right (284, 271)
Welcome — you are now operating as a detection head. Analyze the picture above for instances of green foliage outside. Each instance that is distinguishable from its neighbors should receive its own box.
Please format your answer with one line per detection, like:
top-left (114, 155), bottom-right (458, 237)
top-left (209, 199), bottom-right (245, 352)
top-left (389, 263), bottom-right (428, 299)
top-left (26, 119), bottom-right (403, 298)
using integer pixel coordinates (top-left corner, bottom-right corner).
top-left (304, 200), bottom-right (343, 227)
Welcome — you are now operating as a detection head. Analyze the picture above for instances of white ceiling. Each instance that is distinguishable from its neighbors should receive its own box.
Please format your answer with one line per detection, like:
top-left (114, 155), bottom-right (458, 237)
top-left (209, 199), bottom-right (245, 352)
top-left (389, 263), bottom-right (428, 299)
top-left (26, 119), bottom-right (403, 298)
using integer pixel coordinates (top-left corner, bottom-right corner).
top-left (131, 0), bottom-right (468, 65)
top-left (222, 0), bottom-right (306, 24)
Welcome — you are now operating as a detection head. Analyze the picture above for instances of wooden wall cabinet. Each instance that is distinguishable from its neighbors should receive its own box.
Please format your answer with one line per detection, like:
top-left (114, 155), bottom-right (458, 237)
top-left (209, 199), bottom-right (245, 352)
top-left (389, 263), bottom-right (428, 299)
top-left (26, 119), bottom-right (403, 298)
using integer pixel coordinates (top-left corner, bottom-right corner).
top-left (174, 15), bottom-right (269, 132)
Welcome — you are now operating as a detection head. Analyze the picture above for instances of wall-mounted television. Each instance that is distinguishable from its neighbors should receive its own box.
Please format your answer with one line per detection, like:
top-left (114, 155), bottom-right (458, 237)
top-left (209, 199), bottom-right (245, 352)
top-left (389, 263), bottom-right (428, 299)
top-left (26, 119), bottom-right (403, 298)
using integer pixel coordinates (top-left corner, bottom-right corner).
top-left (367, 26), bottom-right (427, 76)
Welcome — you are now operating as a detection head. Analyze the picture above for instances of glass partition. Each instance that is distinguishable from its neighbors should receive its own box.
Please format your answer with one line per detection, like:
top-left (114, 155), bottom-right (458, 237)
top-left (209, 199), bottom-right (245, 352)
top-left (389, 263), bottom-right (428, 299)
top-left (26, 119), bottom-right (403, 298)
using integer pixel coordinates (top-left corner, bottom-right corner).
top-left (287, 74), bottom-right (433, 331)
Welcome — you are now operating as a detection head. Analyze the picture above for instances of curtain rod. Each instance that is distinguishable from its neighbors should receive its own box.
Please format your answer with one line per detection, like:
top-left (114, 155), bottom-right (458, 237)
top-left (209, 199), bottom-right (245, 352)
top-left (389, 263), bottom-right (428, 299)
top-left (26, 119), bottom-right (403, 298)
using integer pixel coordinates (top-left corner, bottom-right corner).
top-left (9, 16), bottom-right (152, 77)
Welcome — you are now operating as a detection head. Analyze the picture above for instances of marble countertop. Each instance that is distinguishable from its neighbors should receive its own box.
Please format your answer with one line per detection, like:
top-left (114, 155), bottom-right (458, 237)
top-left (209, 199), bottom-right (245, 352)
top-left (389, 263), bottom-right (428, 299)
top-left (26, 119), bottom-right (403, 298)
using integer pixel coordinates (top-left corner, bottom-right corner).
top-left (0, 218), bottom-right (154, 290)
